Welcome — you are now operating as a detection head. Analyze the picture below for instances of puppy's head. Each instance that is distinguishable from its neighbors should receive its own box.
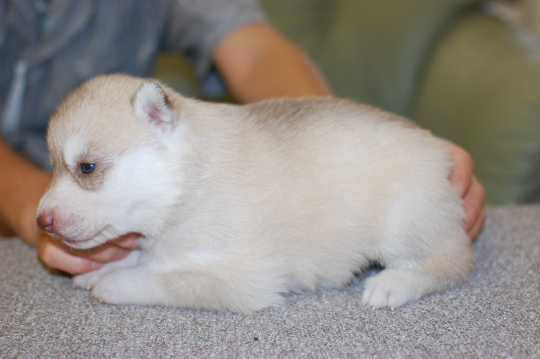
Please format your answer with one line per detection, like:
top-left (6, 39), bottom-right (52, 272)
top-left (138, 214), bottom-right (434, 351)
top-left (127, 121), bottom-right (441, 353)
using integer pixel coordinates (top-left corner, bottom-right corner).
top-left (37, 75), bottom-right (187, 249)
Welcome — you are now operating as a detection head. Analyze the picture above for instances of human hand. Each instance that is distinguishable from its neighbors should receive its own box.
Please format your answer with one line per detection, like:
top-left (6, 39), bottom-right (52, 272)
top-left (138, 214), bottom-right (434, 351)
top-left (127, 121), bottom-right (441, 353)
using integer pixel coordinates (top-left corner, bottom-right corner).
top-left (36, 231), bottom-right (141, 275)
top-left (446, 141), bottom-right (486, 241)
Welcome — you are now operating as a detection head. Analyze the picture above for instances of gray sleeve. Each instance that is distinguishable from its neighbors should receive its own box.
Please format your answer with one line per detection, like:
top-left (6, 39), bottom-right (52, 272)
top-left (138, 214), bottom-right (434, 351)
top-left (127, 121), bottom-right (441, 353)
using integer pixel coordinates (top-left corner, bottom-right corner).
top-left (164, 0), bottom-right (267, 90)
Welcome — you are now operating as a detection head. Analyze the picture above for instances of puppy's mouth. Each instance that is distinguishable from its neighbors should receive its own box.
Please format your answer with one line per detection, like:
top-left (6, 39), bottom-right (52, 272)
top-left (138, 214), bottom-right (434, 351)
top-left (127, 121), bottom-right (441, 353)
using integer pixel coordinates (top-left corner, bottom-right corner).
top-left (62, 237), bottom-right (96, 248)
top-left (61, 229), bottom-right (112, 249)
top-left (44, 231), bottom-right (95, 249)
top-left (60, 225), bottom-right (127, 250)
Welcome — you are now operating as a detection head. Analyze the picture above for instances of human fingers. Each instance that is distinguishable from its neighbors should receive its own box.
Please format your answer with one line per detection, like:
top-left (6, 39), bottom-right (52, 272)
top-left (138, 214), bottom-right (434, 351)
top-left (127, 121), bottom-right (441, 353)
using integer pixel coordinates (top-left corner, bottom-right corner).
top-left (36, 232), bottom-right (104, 275)
top-left (74, 242), bottom-right (132, 263)
top-left (73, 233), bottom-right (142, 263)
top-left (36, 231), bottom-right (131, 275)
top-left (467, 207), bottom-right (486, 242)
top-left (108, 232), bottom-right (142, 250)
top-left (444, 140), bottom-right (486, 240)
top-left (463, 176), bottom-right (487, 241)
top-left (446, 141), bottom-right (475, 197)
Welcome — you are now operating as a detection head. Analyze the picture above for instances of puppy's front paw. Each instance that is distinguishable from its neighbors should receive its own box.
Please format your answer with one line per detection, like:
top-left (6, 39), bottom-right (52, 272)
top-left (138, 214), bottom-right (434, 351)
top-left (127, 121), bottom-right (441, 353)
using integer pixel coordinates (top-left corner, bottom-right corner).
top-left (90, 273), bottom-right (129, 304)
top-left (362, 269), bottom-right (426, 310)
top-left (73, 271), bottom-right (104, 290)
top-left (73, 268), bottom-right (132, 304)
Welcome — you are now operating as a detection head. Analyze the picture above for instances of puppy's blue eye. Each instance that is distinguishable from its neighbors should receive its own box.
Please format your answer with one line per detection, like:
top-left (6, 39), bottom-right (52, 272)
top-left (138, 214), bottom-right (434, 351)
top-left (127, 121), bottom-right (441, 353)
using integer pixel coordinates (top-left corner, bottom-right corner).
top-left (81, 163), bottom-right (96, 174)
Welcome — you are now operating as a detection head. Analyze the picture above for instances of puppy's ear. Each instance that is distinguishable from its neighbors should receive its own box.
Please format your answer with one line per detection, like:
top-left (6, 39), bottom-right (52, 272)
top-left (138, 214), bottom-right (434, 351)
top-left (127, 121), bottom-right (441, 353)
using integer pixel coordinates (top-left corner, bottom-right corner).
top-left (133, 81), bottom-right (173, 132)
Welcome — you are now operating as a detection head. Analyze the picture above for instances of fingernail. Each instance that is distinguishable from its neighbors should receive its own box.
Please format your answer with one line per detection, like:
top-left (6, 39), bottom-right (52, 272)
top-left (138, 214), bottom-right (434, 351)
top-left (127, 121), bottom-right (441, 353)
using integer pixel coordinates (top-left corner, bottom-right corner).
top-left (452, 178), bottom-right (466, 196)
top-left (116, 248), bottom-right (130, 260)
top-left (90, 261), bottom-right (103, 270)
top-left (118, 234), bottom-right (140, 247)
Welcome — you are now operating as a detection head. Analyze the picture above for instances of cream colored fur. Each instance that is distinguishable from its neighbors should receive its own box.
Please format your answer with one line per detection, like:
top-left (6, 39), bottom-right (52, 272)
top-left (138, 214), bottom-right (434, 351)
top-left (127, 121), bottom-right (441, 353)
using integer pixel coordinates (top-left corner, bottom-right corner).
top-left (37, 74), bottom-right (474, 312)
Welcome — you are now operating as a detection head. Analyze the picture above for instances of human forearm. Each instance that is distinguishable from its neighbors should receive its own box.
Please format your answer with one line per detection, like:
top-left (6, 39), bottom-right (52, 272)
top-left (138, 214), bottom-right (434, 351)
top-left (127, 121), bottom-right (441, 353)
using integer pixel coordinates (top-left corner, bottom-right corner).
top-left (0, 138), bottom-right (50, 244)
top-left (214, 23), bottom-right (332, 103)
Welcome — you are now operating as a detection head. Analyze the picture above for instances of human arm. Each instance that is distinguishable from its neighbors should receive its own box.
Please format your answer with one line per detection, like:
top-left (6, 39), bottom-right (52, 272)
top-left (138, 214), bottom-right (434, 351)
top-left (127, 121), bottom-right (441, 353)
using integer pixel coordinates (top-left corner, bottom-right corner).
top-left (0, 137), bottom-right (50, 243)
top-left (214, 22), bottom-right (333, 102)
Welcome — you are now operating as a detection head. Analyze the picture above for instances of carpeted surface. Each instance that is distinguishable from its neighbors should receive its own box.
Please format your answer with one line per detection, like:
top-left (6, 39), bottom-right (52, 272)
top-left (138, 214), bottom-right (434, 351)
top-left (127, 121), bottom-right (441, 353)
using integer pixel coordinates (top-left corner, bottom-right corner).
top-left (1, 206), bottom-right (539, 358)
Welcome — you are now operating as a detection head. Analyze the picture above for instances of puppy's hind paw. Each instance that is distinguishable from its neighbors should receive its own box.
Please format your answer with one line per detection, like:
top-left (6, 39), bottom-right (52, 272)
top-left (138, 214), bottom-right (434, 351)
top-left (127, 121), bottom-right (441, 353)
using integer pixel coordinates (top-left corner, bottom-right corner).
top-left (362, 269), bottom-right (427, 310)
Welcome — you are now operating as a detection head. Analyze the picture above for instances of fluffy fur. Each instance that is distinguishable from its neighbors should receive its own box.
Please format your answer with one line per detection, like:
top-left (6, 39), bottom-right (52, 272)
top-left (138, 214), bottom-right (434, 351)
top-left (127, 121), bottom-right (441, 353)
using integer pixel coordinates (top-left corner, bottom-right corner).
top-left (37, 74), bottom-right (474, 312)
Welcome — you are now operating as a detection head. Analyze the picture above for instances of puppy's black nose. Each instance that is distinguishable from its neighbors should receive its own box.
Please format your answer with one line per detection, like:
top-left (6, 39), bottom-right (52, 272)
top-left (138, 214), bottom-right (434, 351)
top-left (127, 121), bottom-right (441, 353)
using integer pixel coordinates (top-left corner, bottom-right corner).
top-left (36, 214), bottom-right (54, 233)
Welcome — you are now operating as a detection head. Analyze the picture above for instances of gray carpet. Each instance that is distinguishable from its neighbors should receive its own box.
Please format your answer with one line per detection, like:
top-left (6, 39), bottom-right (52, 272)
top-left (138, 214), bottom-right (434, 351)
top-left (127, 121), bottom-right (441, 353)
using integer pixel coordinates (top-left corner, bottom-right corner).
top-left (1, 206), bottom-right (539, 358)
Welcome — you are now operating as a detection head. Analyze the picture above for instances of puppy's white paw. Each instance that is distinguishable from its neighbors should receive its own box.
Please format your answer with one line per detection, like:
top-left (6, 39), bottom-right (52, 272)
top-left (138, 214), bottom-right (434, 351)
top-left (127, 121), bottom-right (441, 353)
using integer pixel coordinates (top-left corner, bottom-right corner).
top-left (73, 271), bottom-right (105, 291)
top-left (73, 250), bottom-right (143, 293)
top-left (90, 272), bottom-right (130, 304)
top-left (362, 269), bottom-right (426, 310)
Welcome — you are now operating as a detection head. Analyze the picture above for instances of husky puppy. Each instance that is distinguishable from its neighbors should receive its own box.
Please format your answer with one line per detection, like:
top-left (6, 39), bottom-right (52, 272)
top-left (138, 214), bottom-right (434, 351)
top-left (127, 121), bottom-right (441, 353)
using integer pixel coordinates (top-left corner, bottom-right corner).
top-left (36, 74), bottom-right (474, 312)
